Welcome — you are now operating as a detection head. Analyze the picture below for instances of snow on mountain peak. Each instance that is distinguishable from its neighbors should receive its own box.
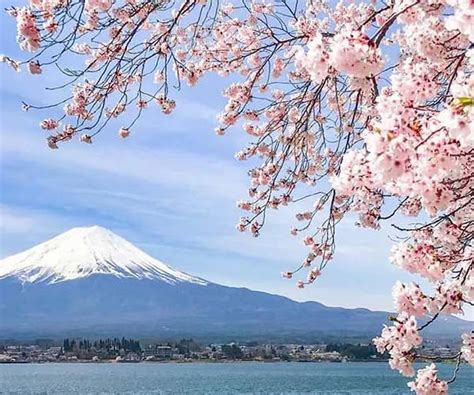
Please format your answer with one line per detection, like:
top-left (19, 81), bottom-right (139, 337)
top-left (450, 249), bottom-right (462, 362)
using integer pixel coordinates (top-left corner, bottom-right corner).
top-left (0, 225), bottom-right (207, 285)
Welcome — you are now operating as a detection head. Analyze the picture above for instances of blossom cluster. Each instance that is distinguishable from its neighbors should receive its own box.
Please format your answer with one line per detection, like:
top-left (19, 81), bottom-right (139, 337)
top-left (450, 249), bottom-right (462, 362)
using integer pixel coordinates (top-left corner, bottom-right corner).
top-left (373, 314), bottom-right (422, 376)
top-left (407, 364), bottom-right (448, 395)
top-left (461, 332), bottom-right (474, 366)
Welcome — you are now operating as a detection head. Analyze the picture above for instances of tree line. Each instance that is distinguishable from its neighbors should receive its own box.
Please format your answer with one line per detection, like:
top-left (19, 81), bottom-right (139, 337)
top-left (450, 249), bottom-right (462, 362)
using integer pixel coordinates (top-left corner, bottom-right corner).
top-left (63, 337), bottom-right (141, 353)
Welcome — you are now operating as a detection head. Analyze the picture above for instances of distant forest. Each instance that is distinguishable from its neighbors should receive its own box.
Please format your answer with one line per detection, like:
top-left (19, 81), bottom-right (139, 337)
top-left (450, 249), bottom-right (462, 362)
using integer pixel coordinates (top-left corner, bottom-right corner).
top-left (63, 337), bottom-right (141, 353)
top-left (326, 343), bottom-right (388, 360)
top-left (61, 337), bottom-right (203, 355)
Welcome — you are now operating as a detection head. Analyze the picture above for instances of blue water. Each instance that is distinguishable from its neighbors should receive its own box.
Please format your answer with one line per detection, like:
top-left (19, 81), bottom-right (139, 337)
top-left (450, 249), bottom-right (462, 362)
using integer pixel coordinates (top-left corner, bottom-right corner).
top-left (0, 362), bottom-right (472, 394)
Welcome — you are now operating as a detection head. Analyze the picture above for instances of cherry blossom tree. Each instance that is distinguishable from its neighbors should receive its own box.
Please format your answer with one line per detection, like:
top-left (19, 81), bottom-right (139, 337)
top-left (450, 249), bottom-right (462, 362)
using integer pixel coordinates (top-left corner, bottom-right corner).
top-left (1, 0), bottom-right (472, 393)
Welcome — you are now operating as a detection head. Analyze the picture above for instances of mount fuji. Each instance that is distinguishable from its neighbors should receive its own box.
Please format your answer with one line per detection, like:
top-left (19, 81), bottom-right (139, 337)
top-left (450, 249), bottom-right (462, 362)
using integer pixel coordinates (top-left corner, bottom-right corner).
top-left (0, 226), bottom-right (470, 340)
top-left (0, 226), bottom-right (206, 285)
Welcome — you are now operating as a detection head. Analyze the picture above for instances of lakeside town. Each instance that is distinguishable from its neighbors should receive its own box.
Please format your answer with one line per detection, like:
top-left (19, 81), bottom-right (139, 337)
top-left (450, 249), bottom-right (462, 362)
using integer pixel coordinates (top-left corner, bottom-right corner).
top-left (0, 338), bottom-right (457, 364)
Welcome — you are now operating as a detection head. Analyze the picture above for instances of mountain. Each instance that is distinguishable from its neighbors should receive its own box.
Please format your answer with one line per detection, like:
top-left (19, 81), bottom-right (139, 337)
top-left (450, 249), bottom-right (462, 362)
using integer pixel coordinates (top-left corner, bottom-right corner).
top-left (0, 226), bottom-right (470, 340)
top-left (0, 226), bottom-right (205, 285)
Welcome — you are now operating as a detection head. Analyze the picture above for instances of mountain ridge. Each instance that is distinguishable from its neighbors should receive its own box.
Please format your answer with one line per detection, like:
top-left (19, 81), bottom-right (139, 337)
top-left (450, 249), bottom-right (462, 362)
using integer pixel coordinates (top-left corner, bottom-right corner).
top-left (0, 226), bottom-right (471, 340)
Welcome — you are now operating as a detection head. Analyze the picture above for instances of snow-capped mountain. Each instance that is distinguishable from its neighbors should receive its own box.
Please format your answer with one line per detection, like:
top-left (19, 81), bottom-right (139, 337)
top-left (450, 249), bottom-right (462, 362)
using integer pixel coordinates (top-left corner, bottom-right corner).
top-left (0, 226), bottom-right (470, 339)
top-left (0, 226), bottom-right (206, 285)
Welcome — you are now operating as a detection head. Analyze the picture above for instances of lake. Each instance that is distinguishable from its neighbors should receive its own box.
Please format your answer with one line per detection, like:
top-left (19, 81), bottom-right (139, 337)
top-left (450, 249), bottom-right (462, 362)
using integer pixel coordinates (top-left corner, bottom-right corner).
top-left (0, 362), bottom-right (472, 394)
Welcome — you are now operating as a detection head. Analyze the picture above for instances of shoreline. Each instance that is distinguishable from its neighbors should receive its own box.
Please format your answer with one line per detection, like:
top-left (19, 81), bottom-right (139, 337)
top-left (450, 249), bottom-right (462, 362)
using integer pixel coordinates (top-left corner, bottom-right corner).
top-left (10, 359), bottom-right (456, 365)
top-left (2, 358), bottom-right (462, 365)
top-left (0, 360), bottom-right (355, 364)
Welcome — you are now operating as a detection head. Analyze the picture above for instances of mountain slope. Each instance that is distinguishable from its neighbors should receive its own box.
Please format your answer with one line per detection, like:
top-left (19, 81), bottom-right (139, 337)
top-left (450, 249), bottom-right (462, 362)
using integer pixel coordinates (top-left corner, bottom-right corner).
top-left (0, 226), bottom-right (470, 340)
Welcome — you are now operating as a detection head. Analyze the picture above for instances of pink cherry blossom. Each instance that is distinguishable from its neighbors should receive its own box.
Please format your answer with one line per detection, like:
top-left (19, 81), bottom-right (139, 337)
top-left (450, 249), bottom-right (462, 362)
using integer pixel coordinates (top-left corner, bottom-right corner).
top-left (392, 282), bottom-right (428, 317)
top-left (40, 118), bottom-right (59, 130)
top-left (330, 31), bottom-right (383, 78)
top-left (374, 313), bottom-right (423, 376)
top-left (407, 364), bottom-right (448, 395)
top-left (27, 60), bottom-right (41, 74)
top-left (80, 134), bottom-right (92, 144)
top-left (461, 332), bottom-right (474, 366)
top-left (118, 128), bottom-right (130, 139)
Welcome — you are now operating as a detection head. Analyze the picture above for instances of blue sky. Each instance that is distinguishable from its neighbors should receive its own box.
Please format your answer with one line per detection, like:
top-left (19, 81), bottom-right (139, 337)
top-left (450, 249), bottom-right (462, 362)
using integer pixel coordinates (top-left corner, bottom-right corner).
top-left (1, 8), bottom-right (471, 319)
